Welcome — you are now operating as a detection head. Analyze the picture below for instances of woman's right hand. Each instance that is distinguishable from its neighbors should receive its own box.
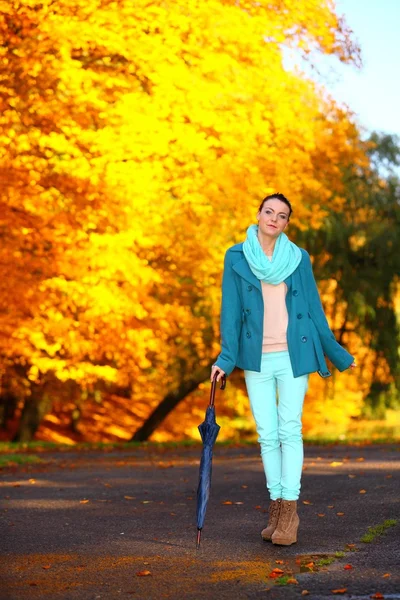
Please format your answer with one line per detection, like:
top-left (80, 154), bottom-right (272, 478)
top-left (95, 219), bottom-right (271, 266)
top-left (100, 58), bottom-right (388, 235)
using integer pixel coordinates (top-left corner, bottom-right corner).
top-left (210, 364), bottom-right (226, 383)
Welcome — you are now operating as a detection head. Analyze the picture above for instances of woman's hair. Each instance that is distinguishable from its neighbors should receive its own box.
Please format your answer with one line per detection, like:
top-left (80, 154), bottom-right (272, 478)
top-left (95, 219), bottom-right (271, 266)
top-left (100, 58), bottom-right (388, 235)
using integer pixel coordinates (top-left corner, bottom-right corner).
top-left (258, 193), bottom-right (292, 219)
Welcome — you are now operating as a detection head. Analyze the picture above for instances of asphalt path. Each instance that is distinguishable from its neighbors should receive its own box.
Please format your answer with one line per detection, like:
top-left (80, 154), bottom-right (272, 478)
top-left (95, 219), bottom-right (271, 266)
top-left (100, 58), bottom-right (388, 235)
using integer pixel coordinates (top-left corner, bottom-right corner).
top-left (0, 444), bottom-right (399, 600)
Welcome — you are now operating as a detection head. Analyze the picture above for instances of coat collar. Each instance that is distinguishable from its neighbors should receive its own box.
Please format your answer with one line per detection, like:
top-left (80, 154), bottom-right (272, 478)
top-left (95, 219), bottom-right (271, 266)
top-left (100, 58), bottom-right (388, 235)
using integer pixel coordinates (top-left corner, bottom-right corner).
top-left (232, 257), bottom-right (261, 289)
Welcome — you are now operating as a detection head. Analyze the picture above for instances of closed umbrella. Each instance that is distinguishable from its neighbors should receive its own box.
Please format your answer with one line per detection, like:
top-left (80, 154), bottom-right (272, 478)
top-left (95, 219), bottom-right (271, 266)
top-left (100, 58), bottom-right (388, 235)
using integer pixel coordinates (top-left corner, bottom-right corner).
top-left (196, 371), bottom-right (226, 548)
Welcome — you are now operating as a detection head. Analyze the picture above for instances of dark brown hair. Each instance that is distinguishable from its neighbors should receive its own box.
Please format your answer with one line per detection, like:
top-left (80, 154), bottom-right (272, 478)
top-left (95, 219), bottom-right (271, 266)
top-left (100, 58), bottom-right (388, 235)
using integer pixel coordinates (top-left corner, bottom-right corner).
top-left (258, 193), bottom-right (292, 219)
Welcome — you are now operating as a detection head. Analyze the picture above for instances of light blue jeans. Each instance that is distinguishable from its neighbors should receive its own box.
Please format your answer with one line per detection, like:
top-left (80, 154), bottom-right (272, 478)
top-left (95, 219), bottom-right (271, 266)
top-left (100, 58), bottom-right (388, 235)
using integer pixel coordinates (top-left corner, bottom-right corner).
top-left (244, 350), bottom-right (309, 501)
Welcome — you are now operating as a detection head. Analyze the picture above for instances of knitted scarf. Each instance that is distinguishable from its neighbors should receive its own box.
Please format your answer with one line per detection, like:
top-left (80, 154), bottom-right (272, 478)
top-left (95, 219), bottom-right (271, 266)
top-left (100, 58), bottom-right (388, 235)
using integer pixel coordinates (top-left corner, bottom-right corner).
top-left (242, 225), bottom-right (302, 285)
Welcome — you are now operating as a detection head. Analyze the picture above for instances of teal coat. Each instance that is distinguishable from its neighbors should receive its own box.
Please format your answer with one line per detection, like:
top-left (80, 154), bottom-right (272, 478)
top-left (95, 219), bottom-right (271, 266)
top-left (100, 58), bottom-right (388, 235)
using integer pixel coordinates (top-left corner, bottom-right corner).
top-left (215, 243), bottom-right (354, 378)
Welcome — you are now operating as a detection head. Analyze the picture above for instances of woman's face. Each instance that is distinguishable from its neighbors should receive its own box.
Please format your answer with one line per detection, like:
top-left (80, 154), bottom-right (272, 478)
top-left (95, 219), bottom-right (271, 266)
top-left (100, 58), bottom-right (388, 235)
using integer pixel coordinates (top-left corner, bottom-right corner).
top-left (257, 198), bottom-right (290, 238)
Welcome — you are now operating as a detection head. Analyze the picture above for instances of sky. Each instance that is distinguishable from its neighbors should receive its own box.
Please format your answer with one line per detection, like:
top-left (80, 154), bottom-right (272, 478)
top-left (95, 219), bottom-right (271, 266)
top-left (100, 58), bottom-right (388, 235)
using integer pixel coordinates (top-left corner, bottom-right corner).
top-left (326, 0), bottom-right (400, 137)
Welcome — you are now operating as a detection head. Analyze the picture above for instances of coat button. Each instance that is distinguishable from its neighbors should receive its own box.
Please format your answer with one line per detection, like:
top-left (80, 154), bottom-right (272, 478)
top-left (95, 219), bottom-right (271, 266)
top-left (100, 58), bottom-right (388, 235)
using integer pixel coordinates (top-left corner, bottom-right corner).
top-left (293, 289), bottom-right (299, 297)
top-left (245, 308), bottom-right (251, 315)
top-left (246, 331), bottom-right (251, 338)
top-left (297, 313), bottom-right (303, 319)
top-left (247, 285), bottom-right (253, 291)
top-left (301, 336), bottom-right (307, 343)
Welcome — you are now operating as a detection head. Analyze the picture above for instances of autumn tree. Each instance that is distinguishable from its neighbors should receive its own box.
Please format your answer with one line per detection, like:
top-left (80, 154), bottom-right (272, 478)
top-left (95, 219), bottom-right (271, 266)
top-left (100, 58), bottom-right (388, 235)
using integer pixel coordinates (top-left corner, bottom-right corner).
top-left (0, 0), bottom-right (370, 441)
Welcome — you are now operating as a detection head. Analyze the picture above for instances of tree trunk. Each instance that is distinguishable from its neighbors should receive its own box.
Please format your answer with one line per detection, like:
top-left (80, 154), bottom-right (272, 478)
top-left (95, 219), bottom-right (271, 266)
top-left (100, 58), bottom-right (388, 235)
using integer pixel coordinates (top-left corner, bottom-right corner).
top-left (13, 384), bottom-right (52, 442)
top-left (0, 392), bottom-right (18, 430)
top-left (131, 360), bottom-right (215, 442)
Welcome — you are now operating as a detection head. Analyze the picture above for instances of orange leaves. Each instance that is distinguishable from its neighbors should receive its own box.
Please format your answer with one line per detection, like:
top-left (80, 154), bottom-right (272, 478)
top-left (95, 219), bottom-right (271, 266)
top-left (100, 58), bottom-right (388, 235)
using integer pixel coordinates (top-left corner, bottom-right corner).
top-left (136, 570), bottom-right (151, 577)
top-left (331, 589), bottom-right (347, 594)
top-left (269, 568), bottom-right (284, 579)
top-left (1, 0), bottom-right (369, 447)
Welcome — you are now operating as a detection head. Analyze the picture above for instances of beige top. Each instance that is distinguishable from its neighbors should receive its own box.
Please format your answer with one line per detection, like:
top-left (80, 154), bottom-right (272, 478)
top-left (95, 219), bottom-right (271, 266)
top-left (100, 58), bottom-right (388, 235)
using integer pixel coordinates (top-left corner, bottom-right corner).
top-left (261, 279), bottom-right (289, 353)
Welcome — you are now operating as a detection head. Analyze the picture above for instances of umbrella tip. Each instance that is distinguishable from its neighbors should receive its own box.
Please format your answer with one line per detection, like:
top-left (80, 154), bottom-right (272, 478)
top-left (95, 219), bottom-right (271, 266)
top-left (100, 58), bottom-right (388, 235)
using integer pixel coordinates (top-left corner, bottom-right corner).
top-left (196, 529), bottom-right (202, 549)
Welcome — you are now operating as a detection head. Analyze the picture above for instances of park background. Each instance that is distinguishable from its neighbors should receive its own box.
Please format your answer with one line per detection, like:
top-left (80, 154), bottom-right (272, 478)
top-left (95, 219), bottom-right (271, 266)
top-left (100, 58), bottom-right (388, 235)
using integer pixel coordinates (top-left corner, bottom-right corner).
top-left (0, 0), bottom-right (399, 447)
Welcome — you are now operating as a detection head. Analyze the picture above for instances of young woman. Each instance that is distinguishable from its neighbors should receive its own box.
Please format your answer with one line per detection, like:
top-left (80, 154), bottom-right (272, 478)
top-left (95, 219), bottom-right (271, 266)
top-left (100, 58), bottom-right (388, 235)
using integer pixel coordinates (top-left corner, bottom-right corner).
top-left (211, 193), bottom-right (356, 546)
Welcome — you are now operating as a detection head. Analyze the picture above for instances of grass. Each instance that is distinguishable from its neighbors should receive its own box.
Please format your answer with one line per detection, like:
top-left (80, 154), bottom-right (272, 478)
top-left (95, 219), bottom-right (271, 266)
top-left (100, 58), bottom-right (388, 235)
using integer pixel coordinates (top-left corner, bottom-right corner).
top-left (315, 556), bottom-right (336, 567)
top-left (360, 519), bottom-right (398, 543)
top-left (0, 439), bottom-right (204, 454)
top-left (0, 454), bottom-right (43, 468)
top-left (1, 434), bottom-right (399, 456)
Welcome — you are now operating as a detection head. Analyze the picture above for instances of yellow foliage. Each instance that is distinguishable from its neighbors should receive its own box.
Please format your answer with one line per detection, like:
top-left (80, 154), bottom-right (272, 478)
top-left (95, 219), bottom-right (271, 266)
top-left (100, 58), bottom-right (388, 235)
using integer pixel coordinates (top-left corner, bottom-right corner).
top-left (0, 0), bottom-right (377, 441)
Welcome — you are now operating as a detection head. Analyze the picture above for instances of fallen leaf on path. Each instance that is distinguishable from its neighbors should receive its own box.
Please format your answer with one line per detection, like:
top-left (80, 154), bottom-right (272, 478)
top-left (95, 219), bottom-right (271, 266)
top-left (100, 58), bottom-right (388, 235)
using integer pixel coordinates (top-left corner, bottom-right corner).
top-left (42, 565), bottom-right (51, 569)
top-left (359, 489), bottom-right (366, 494)
top-left (356, 457), bottom-right (365, 462)
top-left (317, 513), bottom-right (325, 517)
top-left (302, 500), bottom-right (313, 505)
top-left (370, 594), bottom-right (384, 599)
top-left (385, 475), bottom-right (392, 479)
top-left (348, 474), bottom-right (356, 478)
top-left (336, 512), bottom-right (345, 516)
top-left (269, 568), bottom-right (284, 578)
top-left (29, 479), bottom-right (36, 484)
top-left (301, 591), bottom-right (310, 596)
top-left (382, 573), bottom-right (390, 578)
top-left (331, 589), bottom-right (347, 594)
top-left (234, 502), bottom-right (244, 505)
top-left (80, 500), bottom-right (89, 504)
top-left (330, 462), bottom-right (343, 467)
top-left (286, 578), bottom-right (298, 584)
top-left (304, 562), bottom-right (314, 568)
top-left (241, 485), bottom-right (248, 489)
top-left (12, 484), bottom-right (20, 487)
top-left (254, 505), bottom-right (262, 509)
top-left (141, 500), bottom-right (153, 504)
top-left (344, 564), bottom-right (353, 570)
top-left (124, 496), bottom-right (135, 500)
top-left (346, 544), bottom-right (356, 549)
top-left (275, 560), bottom-right (284, 564)
top-left (222, 501), bottom-right (233, 505)
top-left (136, 570), bottom-right (151, 577)
top-left (328, 505), bottom-right (334, 508)
top-left (103, 483), bottom-right (112, 488)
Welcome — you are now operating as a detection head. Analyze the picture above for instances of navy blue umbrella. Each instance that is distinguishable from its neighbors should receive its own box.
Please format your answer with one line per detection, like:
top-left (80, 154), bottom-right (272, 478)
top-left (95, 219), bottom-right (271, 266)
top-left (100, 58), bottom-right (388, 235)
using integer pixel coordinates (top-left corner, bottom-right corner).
top-left (196, 371), bottom-right (226, 548)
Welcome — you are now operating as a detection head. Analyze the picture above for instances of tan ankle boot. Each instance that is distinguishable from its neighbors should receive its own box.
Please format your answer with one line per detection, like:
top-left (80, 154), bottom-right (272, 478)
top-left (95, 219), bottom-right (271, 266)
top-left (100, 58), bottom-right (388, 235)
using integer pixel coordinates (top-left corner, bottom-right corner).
top-left (261, 499), bottom-right (282, 541)
top-left (271, 500), bottom-right (299, 545)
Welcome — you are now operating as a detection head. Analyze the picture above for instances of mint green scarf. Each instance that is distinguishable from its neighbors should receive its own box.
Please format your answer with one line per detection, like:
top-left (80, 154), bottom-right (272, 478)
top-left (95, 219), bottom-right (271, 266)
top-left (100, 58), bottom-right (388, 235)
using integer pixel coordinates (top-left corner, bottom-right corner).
top-left (242, 225), bottom-right (302, 285)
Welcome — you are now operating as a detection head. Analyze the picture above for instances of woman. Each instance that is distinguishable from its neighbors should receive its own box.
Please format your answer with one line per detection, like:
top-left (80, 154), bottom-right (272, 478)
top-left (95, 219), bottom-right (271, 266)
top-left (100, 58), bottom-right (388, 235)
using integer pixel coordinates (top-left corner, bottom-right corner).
top-left (211, 193), bottom-right (356, 546)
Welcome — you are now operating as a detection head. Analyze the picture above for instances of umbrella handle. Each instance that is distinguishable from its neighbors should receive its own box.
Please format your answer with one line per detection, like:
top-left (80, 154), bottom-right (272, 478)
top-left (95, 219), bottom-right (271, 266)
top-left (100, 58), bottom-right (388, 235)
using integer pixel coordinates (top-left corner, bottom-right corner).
top-left (209, 371), bottom-right (226, 407)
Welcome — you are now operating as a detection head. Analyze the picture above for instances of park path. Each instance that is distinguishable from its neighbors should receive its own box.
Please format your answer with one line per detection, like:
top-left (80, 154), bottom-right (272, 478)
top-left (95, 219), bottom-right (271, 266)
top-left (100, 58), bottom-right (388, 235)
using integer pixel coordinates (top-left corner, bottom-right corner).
top-left (0, 443), bottom-right (399, 600)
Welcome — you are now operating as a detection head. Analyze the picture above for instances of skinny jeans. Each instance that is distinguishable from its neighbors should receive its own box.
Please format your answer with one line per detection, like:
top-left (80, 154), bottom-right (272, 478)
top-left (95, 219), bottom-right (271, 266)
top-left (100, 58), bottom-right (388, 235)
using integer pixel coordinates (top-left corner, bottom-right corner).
top-left (244, 350), bottom-right (308, 501)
